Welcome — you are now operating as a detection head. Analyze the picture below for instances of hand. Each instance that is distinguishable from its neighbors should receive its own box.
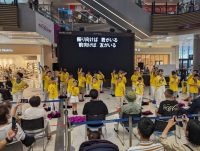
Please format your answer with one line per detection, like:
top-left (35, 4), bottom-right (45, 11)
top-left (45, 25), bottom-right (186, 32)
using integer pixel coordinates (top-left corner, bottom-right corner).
top-left (7, 129), bottom-right (17, 140)
top-left (167, 116), bottom-right (176, 128)
top-left (182, 114), bottom-right (189, 123)
top-left (15, 102), bottom-right (22, 108)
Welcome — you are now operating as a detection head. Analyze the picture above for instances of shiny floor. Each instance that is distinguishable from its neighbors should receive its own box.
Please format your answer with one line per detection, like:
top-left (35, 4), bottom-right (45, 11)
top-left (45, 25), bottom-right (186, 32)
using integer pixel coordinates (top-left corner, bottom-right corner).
top-left (21, 87), bottom-right (188, 151)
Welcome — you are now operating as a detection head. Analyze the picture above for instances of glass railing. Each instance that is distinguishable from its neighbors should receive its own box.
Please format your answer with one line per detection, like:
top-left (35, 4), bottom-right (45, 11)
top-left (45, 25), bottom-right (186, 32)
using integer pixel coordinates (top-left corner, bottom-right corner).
top-left (0, 0), bottom-right (28, 5)
top-left (135, 0), bottom-right (200, 15)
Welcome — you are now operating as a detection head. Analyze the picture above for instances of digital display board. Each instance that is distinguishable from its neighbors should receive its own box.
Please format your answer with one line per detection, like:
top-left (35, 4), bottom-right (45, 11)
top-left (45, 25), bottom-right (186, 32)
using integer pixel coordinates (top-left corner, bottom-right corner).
top-left (58, 31), bottom-right (134, 78)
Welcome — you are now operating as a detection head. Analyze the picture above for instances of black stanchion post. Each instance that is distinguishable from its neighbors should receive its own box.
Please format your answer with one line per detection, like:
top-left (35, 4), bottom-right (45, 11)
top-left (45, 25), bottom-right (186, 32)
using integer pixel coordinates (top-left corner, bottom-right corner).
top-left (128, 116), bottom-right (133, 147)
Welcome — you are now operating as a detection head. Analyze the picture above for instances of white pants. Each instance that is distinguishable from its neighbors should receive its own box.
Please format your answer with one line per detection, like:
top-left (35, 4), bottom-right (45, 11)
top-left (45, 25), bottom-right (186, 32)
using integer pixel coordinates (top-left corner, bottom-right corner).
top-left (13, 92), bottom-right (23, 102)
top-left (136, 94), bottom-right (143, 106)
top-left (132, 86), bottom-right (136, 92)
top-left (60, 83), bottom-right (67, 95)
top-left (151, 86), bottom-right (156, 100)
top-left (155, 86), bottom-right (165, 106)
top-left (110, 83), bottom-right (115, 95)
top-left (48, 98), bottom-right (59, 111)
top-left (86, 84), bottom-right (91, 95)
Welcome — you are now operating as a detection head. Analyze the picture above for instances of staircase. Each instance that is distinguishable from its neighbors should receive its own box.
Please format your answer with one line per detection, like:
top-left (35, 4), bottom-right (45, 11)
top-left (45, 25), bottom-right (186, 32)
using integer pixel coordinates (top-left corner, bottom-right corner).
top-left (0, 5), bottom-right (19, 31)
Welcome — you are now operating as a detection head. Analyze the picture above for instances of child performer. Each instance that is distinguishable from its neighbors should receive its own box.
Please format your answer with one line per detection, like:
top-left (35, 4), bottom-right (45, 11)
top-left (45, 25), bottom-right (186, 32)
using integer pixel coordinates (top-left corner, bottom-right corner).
top-left (150, 68), bottom-right (157, 101)
top-left (115, 77), bottom-right (126, 107)
top-left (131, 68), bottom-right (140, 92)
top-left (59, 69), bottom-right (69, 96)
top-left (111, 70), bottom-right (118, 96)
top-left (78, 70), bottom-right (86, 102)
top-left (91, 77), bottom-right (101, 93)
top-left (155, 69), bottom-right (166, 107)
top-left (85, 71), bottom-right (92, 96)
top-left (188, 74), bottom-right (200, 100)
top-left (70, 80), bottom-right (80, 115)
top-left (66, 74), bottom-right (75, 104)
top-left (135, 77), bottom-right (145, 106)
top-left (43, 71), bottom-right (52, 101)
top-left (12, 72), bottom-right (29, 103)
top-left (48, 77), bottom-right (59, 112)
top-left (97, 71), bottom-right (105, 93)
top-left (169, 71), bottom-right (180, 98)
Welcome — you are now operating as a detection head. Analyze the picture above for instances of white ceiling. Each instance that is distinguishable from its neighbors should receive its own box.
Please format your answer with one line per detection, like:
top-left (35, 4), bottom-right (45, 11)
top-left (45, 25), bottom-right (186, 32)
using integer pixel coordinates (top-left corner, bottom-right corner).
top-left (0, 31), bottom-right (51, 45)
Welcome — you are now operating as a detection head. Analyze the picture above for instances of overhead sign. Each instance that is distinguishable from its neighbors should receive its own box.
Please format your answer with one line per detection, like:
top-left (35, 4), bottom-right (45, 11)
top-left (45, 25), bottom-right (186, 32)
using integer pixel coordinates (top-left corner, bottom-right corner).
top-left (35, 12), bottom-right (54, 43)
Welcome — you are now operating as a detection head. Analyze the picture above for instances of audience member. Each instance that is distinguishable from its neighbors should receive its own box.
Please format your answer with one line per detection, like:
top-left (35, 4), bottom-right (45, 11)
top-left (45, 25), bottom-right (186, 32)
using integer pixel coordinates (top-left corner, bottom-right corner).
top-left (83, 89), bottom-right (108, 127)
top-left (128, 117), bottom-right (164, 151)
top-left (79, 130), bottom-right (119, 151)
top-left (0, 105), bottom-right (34, 147)
top-left (157, 89), bottom-right (179, 116)
top-left (114, 91), bottom-right (141, 132)
top-left (0, 129), bottom-right (17, 150)
top-left (160, 115), bottom-right (200, 150)
top-left (23, 96), bottom-right (51, 139)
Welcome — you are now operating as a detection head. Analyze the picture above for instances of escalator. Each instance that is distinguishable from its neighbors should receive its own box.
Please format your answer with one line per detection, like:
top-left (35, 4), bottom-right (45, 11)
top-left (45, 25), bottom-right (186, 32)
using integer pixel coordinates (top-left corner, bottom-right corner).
top-left (78, 0), bottom-right (151, 40)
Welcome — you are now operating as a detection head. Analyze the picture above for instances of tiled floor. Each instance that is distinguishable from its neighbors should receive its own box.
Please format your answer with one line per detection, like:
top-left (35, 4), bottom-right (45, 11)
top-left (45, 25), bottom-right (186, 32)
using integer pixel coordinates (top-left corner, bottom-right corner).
top-left (22, 87), bottom-right (189, 151)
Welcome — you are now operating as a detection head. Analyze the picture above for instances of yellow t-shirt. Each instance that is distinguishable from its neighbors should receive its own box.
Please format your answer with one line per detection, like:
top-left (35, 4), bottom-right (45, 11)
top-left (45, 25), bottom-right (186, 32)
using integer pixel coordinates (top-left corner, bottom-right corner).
top-left (97, 73), bottom-right (104, 84)
top-left (135, 81), bottom-right (144, 95)
top-left (78, 76), bottom-right (86, 87)
top-left (91, 81), bottom-right (101, 91)
top-left (155, 75), bottom-right (166, 89)
top-left (187, 74), bottom-right (193, 82)
top-left (169, 76), bottom-right (179, 92)
top-left (111, 73), bottom-right (118, 84)
top-left (67, 78), bottom-right (75, 93)
top-left (150, 73), bottom-right (156, 87)
top-left (71, 86), bottom-right (80, 96)
top-left (188, 78), bottom-right (200, 94)
top-left (12, 79), bottom-right (27, 94)
top-left (86, 74), bottom-right (92, 84)
top-left (115, 81), bottom-right (125, 97)
top-left (59, 72), bottom-right (69, 83)
top-left (48, 83), bottom-right (58, 99)
top-left (131, 73), bottom-right (140, 86)
top-left (44, 76), bottom-right (51, 91)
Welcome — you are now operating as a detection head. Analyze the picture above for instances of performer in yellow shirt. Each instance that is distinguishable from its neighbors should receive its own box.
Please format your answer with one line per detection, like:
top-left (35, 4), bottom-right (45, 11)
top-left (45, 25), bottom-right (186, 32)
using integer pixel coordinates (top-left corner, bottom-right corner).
top-left (188, 74), bottom-right (200, 100)
top-left (91, 77), bottom-right (101, 92)
top-left (97, 71), bottom-right (105, 93)
top-left (135, 77), bottom-right (145, 106)
top-left (43, 71), bottom-right (52, 101)
top-left (115, 77), bottom-right (126, 106)
top-left (48, 77), bottom-right (59, 111)
top-left (66, 74), bottom-right (75, 99)
top-left (12, 72), bottom-right (29, 103)
top-left (169, 71), bottom-right (180, 98)
top-left (59, 69), bottom-right (69, 96)
top-left (155, 69), bottom-right (167, 106)
top-left (150, 68), bottom-right (157, 101)
top-left (70, 80), bottom-right (80, 115)
top-left (131, 68), bottom-right (141, 92)
top-left (78, 71), bottom-right (86, 102)
top-left (85, 71), bottom-right (93, 96)
top-left (111, 70), bottom-right (118, 96)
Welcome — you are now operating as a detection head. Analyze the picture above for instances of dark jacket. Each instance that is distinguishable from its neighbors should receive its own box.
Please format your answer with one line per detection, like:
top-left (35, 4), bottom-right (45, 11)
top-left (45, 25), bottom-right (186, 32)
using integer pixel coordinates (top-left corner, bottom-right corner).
top-left (79, 139), bottom-right (119, 151)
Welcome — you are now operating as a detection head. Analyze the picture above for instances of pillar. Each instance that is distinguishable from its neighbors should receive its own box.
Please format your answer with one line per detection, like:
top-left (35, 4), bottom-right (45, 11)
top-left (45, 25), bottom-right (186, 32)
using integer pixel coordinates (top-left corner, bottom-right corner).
top-left (193, 35), bottom-right (200, 71)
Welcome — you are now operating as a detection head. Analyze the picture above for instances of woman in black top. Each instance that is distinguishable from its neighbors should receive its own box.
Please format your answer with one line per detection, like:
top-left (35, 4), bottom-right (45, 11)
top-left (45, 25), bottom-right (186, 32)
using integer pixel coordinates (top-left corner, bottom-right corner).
top-left (83, 89), bottom-right (108, 127)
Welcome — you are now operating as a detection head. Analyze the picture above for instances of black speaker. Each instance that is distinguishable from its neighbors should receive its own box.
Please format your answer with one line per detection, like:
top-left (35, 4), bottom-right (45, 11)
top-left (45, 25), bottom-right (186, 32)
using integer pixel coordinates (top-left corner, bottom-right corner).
top-left (138, 62), bottom-right (144, 70)
top-left (127, 29), bottom-right (132, 33)
top-left (52, 63), bottom-right (59, 71)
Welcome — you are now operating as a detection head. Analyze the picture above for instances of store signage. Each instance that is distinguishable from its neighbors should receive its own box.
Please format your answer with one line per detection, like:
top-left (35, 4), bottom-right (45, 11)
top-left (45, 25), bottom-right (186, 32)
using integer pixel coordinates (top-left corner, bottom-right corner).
top-left (35, 12), bottom-right (54, 43)
top-left (0, 48), bottom-right (13, 52)
top-left (76, 36), bottom-right (118, 48)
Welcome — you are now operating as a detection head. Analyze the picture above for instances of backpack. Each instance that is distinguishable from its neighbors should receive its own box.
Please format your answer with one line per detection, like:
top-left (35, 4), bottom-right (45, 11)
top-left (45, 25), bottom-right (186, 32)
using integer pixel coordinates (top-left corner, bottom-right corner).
top-left (79, 140), bottom-right (119, 151)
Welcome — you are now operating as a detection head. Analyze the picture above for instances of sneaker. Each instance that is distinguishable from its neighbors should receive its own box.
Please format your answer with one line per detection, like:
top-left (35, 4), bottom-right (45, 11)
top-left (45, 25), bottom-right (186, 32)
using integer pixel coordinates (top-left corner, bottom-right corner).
top-left (79, 99), bottom-right (85, 102)
top-left (74, 111), bottom-right (78, 115)
top-left (67, 105), bottom-right (72, 109)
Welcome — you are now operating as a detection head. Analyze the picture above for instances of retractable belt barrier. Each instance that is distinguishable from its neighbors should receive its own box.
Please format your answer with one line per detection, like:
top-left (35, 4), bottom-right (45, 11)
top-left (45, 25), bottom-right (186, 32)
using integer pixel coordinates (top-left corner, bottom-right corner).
top-left (10, 99), bottom-right (64, 104)
top-left (70, 114), bottom-right (200, 126)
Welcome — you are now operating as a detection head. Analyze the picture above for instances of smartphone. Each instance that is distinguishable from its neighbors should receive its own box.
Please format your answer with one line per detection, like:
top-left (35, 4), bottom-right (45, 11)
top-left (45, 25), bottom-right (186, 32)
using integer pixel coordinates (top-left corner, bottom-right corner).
top-left (21, 99), bottom-right (28, 103)
top-left (12, 117), bottom-right (16, 130)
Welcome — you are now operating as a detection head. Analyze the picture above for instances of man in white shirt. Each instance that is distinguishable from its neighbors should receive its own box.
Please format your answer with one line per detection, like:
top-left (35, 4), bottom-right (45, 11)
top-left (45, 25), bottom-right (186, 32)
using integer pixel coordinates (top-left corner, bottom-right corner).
top-left (128, 117), bottom-right (164, 151)
top-left (23, 96), bottom-right (51, 139)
